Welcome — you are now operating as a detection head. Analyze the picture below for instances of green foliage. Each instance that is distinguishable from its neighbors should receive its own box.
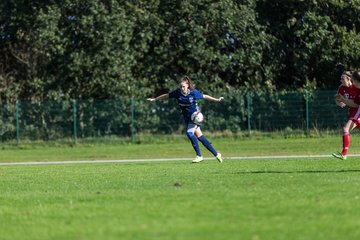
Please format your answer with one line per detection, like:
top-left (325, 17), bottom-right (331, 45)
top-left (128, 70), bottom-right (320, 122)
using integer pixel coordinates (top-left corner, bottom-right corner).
top-left (0, 0), bottom-right (360, 100)
top-left (257, 0), bottom-right (360, 89)
top-left (0, 0), bottom-right (276, 100)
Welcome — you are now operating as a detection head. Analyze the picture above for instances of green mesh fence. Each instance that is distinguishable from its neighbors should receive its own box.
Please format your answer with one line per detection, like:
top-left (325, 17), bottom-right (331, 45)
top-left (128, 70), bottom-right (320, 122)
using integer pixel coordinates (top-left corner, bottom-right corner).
top-left (1, 90), bottom-right (348, 143)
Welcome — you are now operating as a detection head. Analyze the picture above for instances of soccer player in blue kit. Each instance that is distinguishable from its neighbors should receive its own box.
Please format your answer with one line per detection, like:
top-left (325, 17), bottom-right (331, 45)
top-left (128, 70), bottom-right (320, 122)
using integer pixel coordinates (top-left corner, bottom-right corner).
top-left (147, 76), bottom-right (224, 163)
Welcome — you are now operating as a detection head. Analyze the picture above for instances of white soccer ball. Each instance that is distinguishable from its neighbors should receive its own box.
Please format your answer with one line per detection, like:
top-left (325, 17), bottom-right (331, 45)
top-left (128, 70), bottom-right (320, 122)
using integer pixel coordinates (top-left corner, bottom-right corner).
top-left (191, 111), bottom-right (204, 124)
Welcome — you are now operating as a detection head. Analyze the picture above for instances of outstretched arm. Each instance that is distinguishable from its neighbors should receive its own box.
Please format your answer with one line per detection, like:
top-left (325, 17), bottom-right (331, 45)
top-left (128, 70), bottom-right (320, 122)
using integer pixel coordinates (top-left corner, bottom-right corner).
top-left (203, 94), bottom-right (224, 102)
top-left (147, 93), bottom-right (169, 102)
top-left (336, 94), bottom-right (358, 108)
top-left (335, 96), bottom-right (346, 108)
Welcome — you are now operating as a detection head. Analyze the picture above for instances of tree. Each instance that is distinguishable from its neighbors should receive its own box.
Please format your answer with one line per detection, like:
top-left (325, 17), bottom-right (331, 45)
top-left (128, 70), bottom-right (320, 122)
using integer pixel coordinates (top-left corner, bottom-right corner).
top-left (2, 0), bottom-right (360, 101)
top-left (132, 0), bottom-right (278, 94)
top-left (256, 0), bottom-right (360, 90)
top-left (34, 1), bottom-right (138, 99)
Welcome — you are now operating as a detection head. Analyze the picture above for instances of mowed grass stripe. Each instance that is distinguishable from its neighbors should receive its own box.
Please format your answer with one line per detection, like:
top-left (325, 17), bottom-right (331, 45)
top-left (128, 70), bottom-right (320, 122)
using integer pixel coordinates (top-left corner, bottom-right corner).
top-left (1, 153), bottom-right (360, 166)
top-left (2, 134), bottom-right (360, 163)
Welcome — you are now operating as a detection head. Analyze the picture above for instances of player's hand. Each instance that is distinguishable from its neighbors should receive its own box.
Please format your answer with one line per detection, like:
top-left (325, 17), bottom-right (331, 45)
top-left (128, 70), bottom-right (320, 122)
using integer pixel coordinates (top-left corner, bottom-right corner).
top-left (336, 100), bottom-right (346, 108)
top-left (147, 98), bottom-right (156, 102)
top-left (335, 94), bottom-right (344, 102)
top-left (218, 97), bottom-right (224, 102)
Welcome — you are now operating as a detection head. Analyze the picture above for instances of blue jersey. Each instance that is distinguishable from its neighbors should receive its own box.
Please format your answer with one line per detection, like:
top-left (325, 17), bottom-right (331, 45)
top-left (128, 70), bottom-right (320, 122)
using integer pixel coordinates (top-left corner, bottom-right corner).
top-left (169, 89), bottom-right (204, 124)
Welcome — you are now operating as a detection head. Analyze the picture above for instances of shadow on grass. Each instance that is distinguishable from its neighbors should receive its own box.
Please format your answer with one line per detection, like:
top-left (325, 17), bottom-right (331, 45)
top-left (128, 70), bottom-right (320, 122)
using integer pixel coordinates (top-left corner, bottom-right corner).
top-left (233, 169), bottom-right (360, 174)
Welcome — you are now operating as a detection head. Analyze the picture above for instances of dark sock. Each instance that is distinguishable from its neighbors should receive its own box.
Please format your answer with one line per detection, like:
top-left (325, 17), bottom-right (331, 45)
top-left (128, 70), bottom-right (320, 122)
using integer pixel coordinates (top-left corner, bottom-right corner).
top-left (186, 132), bottom-right (201, 156)
top-left (198, 135), bottom-right (217, 156)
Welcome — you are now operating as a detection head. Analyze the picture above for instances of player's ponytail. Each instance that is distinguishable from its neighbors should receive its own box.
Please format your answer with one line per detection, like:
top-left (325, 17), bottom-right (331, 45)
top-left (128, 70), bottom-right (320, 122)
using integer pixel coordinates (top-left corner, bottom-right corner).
top-left (352, 70), bottom-right (360, 84)
top-left (180, 75), bottom-right (194, 89)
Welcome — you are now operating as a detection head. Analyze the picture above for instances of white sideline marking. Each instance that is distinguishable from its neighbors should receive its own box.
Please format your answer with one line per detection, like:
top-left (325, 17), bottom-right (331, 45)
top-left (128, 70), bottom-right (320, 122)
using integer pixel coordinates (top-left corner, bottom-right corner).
top-left (1, 154), bottom-right (360, 166)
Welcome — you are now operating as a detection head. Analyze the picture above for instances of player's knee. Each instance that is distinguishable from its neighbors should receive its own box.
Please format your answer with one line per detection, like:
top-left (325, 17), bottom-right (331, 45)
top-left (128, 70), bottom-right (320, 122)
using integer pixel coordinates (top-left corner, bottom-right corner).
top-left (197, 135), bottom-right (204, 141)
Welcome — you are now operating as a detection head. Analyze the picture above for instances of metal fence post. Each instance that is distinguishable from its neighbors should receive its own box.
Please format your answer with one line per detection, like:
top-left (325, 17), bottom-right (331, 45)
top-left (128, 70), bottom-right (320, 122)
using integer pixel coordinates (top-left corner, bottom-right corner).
top-left (16, 100), bottom-right (20, 145)
top-left (305, 90), bottom-right (309, 135)
top-left (131, 97), bottom-right (135, 143)
top-left (73, 99), bottom-right (77, 144)
top-left (247, 92), bottom-right (251, 136)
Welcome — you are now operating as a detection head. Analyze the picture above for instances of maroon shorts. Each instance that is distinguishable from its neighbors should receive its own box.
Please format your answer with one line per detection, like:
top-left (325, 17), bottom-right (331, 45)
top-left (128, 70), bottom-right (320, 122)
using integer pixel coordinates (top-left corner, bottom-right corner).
top-left (351, 118), bottom-right (360, 127)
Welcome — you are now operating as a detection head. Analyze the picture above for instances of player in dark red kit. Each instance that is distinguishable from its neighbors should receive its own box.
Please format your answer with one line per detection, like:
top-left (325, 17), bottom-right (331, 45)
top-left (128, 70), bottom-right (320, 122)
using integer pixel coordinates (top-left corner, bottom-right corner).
top-left (332, 70), bottom-right (360, 160)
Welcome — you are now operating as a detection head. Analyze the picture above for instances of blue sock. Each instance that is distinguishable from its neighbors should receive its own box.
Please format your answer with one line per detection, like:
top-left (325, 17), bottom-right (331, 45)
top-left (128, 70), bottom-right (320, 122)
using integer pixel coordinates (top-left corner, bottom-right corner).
top-left (198, 135), bottom-right (217, 156)
top-left (186, 132), bottom-right (201, 156)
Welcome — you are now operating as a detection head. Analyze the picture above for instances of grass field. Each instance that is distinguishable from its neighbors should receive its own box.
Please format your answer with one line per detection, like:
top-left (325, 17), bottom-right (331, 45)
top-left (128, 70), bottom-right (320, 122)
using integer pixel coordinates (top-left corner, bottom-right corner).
top-left (1, 135), bottom-right (360, 239)
top-left (2, 134), bottom-right (360, 162)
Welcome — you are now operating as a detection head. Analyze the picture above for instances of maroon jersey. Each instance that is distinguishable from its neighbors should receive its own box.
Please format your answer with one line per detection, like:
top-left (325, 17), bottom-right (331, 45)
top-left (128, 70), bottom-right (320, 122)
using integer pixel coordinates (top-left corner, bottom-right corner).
top-left (337, 84), bottom-right (360, 118)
